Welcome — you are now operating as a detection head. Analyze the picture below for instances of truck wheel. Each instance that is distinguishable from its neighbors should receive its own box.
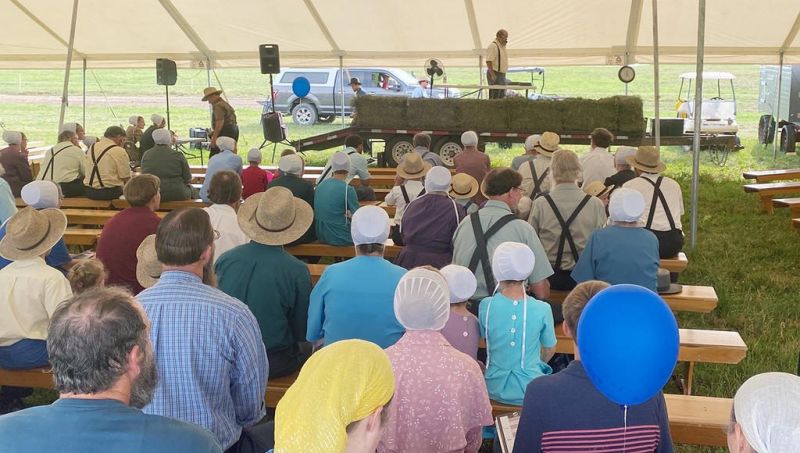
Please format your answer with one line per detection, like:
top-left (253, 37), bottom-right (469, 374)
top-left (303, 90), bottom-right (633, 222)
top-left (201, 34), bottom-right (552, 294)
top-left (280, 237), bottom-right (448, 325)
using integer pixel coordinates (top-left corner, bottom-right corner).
top-left (318, 115), bottom-right (336, 123)
top-left (291, 103), bottom-right (318, 126)
top-left (780, 124), bottom-right (797, 153)
top-left (384, 136), bottom-right (414, 167)
top-left (434, 137), bottom-right (463, 168)
top-left (758, 114), bottom-right (776, 144)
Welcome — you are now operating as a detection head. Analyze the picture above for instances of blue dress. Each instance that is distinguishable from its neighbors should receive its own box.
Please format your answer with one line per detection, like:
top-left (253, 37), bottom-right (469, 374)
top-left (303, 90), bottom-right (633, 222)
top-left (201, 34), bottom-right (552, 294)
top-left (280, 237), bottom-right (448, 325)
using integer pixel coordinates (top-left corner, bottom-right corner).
top-left (571, 225), bottom-right (659, 292)
top-left (478, 292), bottom-right (556, 405)
top-left (313, 178), bottom-right (359, 246)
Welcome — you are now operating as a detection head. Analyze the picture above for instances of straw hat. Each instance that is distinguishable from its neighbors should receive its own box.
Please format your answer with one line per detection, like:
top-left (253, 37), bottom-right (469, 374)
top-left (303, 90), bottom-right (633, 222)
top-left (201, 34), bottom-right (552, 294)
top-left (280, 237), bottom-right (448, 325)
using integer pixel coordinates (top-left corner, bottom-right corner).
top-left (202, 87), bottom-right (223, 101)
top-left (237, 186), bottom-right (313, 246)
top-left (396, 152), bottom-right (431, 180)
top-left (583, 181), bottom-right (611, 198)
top-left (0, 207), bottom-right (67, 261)
top-left (534, 131), bottom-right (561, 157)
top-left (449, 173), bottom-right (479, 199)
top-left (135, 234), bottom-right (161, 289)
top-left (626, 146), bottom-right (666, 173)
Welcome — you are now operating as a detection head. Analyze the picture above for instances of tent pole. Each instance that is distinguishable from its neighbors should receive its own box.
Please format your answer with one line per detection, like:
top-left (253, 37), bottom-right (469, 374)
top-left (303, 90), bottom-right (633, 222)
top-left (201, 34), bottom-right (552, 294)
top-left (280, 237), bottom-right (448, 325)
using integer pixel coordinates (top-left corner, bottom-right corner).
top-left (58, 0), bottom-right (79, 134)
top-left (82, 58), bottom-right (86, 129)
top-left (690, 0), bottom-right (706, 249)
top-left (207, 58), bottom-right (213, 125)
top-left (478, 56), bottom-right (484, 99)
top-left (651, 0), bottom-right (660, 149)
top-left (773, 51), bottom-right (784, 160)
top-left (340, 56), bottom-right (345, 129)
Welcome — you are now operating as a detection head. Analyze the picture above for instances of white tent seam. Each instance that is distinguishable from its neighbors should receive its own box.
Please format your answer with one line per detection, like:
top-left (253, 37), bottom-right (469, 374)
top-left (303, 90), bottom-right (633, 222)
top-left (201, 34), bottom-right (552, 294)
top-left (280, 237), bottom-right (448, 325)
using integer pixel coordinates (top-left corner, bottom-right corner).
top-left (158, 0), bottom-right (214, 62)
top-left (625, 0), bottom-right (644, 63)
top-left (780, 10), bottom-right (800, 52)
top-left (463, 0), bottom-right (482, 51)
top-left (8, 0), bottom-right (85, 59)
top-left (302, 0), bottom-right (342, 54)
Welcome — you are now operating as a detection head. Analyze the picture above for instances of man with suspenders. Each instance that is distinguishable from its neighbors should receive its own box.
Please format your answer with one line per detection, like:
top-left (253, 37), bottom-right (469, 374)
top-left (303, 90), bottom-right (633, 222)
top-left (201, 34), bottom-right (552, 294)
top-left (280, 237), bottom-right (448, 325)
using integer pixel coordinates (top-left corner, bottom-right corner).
top-left (485, 29), bottom-right (509, 99)
top-left (38, 129), bottom-right (86, 197)
top-left (452, 168), bottom-right (553, 313)
top-left (622, 146), bottom-right (685, 258)
top-left (83, 126), bottom-right (132, 200)
top-left (528, 150), bottom-right (607, 291)
top-left (517, 132), bottom-right (560, 219)
top-left (316, 134), bottom-right (375, 201)
top-left (385, 152), bottom-right (429, 246)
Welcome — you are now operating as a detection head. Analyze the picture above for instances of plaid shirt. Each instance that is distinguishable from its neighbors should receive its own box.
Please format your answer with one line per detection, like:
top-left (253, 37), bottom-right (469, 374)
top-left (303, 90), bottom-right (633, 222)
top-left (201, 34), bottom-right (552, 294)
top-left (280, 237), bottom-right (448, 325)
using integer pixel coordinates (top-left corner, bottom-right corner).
top-left (138, 271), bottom-right (268, 449)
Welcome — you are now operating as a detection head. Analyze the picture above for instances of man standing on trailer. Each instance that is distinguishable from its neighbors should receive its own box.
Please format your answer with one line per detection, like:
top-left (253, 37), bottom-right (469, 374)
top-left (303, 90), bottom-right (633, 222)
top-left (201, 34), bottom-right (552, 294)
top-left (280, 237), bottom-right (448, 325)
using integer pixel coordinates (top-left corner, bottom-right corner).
top-left (486, 29), bottom-right (509, 99)
top-left (202, 87), bottom-right (238, 158)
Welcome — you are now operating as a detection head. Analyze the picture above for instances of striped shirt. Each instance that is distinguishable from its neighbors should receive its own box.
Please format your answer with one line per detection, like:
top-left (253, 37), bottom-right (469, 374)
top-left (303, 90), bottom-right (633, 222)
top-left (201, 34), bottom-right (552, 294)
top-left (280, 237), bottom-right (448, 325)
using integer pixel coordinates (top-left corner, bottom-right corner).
top-left (138, 271), bottom-right (269, 449)
top-left (512, 361), bottom-right (672, 453)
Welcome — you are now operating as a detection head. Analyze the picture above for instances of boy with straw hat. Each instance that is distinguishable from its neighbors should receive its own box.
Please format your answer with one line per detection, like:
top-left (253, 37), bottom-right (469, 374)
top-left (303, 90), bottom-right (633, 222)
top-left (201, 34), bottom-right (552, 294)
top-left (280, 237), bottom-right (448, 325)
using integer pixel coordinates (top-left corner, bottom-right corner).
top-left (385, 152), bottom-right (430, 245)
top-left (449, 172), bottom-right (480, 215)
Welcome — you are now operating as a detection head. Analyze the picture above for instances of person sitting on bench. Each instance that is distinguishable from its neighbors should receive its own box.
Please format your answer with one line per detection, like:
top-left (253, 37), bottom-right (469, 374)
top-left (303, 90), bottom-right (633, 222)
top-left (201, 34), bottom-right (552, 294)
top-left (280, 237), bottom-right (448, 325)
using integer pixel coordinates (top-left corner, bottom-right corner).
top-left (380, 267), bottom-right (493, 452)
top-left (479, 242), bottom-right (557, 406)
top-left (124, 115), bottom-right (145, 165)
top-left (141, 128), bottom-right (193, 202)
top-left (316, 134), bottom-right (374, 201)
top-left (66, 258), bottom-right (105, 295)
top-left (528, 149), bottom-right (607, 291)
top-left (512, 280), bottom-right (673, 452)
top-left (202, 171), bottom-right (248, 262)
top-left (439, 264), bottom-right (481, 361)
top-left (516, 131), bottom-right (560, 219)
top-left (511, 134), bottom-right (540, 171)
top-left (386, 152), bottom-right (429, 245)
top-left (0, 207), bottom-right (72, 412)
top-left (450, 173), bottom-right (480, 215)
top-left (314, 151), bottom-right (360, 246)
top-left (0, 165), bottom-right (15, 224)
top-left (603, 145), bottom-right (637, 195)
top-left (0, 131), bottom-right (32, 198)
top-left (454, 131), bottom-right (490, 205)
top-left (199, 136), bottom-right (242, 204)
top-left (83, 126), bottom-right (132, 200)
top-left (139, 114), bottom-right (165, 156)
top-left (579, 128), bottom-right (616, 190)
top-left (727, 372), bottom-right (800, 453)
top-left (572, 188), bottom-right (659, 292)
top-left (452, 168), bottom-right (553, 309)
top-left (623, 146), bottom-right (685, 258)
top-left (38, 129), bottom-right (86, 198)
top-left (0, 287), bottom-right (222, 452)
top-left (269, 154), bottom-right (316, 245)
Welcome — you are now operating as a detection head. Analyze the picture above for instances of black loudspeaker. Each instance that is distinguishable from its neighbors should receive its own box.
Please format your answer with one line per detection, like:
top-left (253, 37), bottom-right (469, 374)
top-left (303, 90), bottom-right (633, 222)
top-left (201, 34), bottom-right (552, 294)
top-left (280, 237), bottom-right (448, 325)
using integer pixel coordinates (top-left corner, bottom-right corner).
top-left (259, 44), bottom-right (280, 74)
top-left (156, 58), bottom-right (177, 86)
top-left (262, 112), bottom-right (287, 142)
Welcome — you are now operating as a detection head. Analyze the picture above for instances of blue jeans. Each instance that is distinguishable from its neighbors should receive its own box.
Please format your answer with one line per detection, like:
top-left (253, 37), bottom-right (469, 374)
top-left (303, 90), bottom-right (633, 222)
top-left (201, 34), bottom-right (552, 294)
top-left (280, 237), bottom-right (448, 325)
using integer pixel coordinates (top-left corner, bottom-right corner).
top-left (0, 339), bottom-right (49, 369)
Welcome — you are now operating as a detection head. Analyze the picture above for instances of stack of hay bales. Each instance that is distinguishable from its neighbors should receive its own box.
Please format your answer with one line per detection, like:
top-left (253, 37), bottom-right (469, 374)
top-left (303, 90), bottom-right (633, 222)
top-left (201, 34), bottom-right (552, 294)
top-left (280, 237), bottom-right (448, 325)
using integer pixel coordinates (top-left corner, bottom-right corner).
top-left (353, 95), bottom-right (645, 137)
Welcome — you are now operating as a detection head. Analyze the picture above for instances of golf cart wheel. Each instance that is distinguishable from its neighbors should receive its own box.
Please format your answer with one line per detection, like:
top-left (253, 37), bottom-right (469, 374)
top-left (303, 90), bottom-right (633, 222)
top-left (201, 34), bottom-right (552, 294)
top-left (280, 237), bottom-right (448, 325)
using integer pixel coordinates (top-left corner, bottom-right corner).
top-left (758, 114), bottom-right (776, 144)
top-left (780, 124), bottom-right (797, 153)
top-left (291, 103), bottom-right (318, 126)
top-left (384, 136), bottom-right (414, 167)
top-left (318, 115), bottom-right (336, 123)
top-left (434, 137), bottom-right (463, 168)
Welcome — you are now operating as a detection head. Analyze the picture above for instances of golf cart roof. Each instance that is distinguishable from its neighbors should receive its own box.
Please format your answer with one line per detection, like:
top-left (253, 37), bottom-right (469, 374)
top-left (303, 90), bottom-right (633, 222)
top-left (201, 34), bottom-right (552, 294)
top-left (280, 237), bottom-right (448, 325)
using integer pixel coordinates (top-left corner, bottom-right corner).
top-left (507, 67), bottom-right (545, 74)
top-left (679, 72), bottom-right (736, 80)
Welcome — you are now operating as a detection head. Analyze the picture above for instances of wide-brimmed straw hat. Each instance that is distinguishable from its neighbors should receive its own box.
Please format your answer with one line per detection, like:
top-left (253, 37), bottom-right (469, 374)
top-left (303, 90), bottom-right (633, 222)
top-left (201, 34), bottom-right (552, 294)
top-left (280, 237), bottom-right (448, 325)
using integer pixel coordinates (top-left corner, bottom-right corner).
top-left (583, 181), bottom-right (611, 198)
top-left (202, 87), bottom-right (223, 101)
top-left (396, 152), bottom-right (431, 180)
top-left (449, 173), bottom-right (479, 199)
top-left (237, 186), bottom-right (313, 246)
top-left (626, 146), bottom-right (666, 173)
top-left (0, 207), bottom-right (67, 261)
top-left (136, 234), bottom-right (161, 289)
top-left (534, 131), bottom-right (561, 157)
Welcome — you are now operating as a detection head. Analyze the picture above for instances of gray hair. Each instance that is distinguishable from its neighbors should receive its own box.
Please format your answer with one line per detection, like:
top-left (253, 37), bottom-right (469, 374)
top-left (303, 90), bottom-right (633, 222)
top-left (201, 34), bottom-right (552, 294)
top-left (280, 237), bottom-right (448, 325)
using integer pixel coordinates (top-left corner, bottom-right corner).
top-left (58, 130), bottom-right (76, 143)
top-left (48, 287), bottom-right (150, 394)
top-left (550, 149), bottom-right (582, 182)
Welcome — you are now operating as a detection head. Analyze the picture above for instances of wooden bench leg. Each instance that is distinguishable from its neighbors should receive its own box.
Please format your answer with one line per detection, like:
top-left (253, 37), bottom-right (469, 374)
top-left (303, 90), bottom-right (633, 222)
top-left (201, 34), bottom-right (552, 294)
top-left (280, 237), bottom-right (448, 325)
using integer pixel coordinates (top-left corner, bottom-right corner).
top-left (684, 362), bottom-right (695, 395)
top-left (760, 196), bottom-right (774, 214)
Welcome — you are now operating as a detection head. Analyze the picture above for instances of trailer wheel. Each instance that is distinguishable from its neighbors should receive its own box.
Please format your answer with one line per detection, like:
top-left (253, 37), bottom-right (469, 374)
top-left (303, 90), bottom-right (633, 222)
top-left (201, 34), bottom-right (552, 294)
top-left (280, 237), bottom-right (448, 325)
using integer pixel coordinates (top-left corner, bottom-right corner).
top-left (780, 124), bottom-right (797, 153)
top-left (384, 136), bottom-right (414, 167)
top-left (758, 114), bottom-right (776, 144)
top-left (434, 137), bottom-right (463, 168)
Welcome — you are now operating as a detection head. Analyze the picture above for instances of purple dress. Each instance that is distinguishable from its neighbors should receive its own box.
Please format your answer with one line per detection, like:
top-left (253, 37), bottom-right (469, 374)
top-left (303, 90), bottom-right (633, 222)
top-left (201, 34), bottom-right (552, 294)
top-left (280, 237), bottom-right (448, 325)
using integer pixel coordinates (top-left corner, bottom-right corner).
top-left (395, 194), bottom-right (466, 269)
top-left (440, 311), bottom-right (480, 361)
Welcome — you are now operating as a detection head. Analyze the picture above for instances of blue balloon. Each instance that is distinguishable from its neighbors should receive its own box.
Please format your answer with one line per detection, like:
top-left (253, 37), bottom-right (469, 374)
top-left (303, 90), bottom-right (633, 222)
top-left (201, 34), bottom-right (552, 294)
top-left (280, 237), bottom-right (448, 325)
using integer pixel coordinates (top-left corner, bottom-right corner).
top-left (577, 284), bottom-right (679, 406)
top-left (292, 77), bottom-right (311, 98)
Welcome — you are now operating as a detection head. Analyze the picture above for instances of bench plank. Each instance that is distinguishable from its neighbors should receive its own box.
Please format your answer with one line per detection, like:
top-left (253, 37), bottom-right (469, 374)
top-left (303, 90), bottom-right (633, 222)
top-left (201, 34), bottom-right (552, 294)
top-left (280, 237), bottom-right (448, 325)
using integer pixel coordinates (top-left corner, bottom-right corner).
top-left (286, 240), bottom-right (401, 259)
top-left (64, 228), bottom-right (101, 246)
top-left (15, 197), bottom-right (113, 210)
top-left (549, 285), bottom-right (717, 313)
top-left (743, 168), bottom-right (800, 183)
top-left (63, 209), bottom-right (167, 226)
top-left (0, 367), bottom-right (53, 389)
top-left (743, 182), bottom-right (800, 213)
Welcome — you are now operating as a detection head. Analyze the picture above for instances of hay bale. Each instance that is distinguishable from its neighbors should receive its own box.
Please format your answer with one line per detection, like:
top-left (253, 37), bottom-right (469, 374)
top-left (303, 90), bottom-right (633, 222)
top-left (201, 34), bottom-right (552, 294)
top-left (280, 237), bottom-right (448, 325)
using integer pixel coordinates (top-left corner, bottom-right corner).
top-left (616, 96), bottom-right (645, 136)
top-left (353, 96), bottom-right (408, 128)
top-left (506, 97), bottom-right (564, 132)
top-left (406, 98), bottom-right (461, 130)
top-left (456, 99), bottom-right (510, 131)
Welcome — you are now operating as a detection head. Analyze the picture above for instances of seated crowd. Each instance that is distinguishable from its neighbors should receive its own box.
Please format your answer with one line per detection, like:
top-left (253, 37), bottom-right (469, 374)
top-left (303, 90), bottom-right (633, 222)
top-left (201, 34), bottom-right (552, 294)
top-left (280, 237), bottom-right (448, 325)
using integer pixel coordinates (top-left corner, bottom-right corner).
top-left (0, 124), bottom-right (795, 453)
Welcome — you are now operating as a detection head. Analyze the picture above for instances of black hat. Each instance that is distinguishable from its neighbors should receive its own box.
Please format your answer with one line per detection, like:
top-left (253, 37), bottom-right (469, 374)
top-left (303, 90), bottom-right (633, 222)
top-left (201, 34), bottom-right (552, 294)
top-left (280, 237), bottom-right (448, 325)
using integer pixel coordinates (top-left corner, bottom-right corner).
top-left (349, 77), bottom-right (361, 86)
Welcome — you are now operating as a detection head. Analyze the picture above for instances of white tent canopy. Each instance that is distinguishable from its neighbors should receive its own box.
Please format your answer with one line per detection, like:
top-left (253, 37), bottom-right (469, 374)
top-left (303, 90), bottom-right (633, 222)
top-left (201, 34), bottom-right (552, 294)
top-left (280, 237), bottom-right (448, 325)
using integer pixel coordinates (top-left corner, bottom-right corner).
top-left (0, 0), bottom-right (798, 69)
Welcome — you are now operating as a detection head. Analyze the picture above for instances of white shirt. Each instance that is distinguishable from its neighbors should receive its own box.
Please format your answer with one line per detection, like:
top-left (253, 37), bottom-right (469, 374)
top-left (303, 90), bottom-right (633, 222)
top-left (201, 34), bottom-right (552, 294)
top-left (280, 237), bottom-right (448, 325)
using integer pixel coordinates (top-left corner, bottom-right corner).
top-left (485, 40), bottom-right (509, 73)
top-left (0, 257), bottom-right (73, 346)
top-left (579, 147), bottom-right (616, 189)
top-left (384, 180), bottom-right (424, 223)
top-left (204, 204), bottom-right (249, 262)
top-left (623, 173), bottom-right (685, 231)
top-left (516, 155), bottom-right (552, 220)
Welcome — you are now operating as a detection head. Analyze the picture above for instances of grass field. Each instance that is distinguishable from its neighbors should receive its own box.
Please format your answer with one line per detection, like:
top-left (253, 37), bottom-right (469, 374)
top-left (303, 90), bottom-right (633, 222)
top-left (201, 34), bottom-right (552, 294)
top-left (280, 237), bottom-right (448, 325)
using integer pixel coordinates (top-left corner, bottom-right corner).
top-left (2, 65), bottom-right (798, 452)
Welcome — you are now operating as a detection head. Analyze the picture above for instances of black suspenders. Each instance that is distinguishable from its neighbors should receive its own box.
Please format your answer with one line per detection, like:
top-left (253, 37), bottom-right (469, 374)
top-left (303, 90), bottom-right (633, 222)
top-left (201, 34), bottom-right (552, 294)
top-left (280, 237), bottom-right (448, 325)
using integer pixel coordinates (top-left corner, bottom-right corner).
top-left (641, 176), bottom-right (677, 230)
top-left (542, 194), bottom-right (592, 270)
top-left (400, 185), bottom-right (425, 204)
top-left (42, 144), bottom-right (72, 181)
top-left (467, 212), bottom-right (517, 290)
top-left (89, 144), bottom-right (116, 188)
top-left (527, 160), bottom-right (549, 200)
top-left (319, 150), bottom-right (358, 182)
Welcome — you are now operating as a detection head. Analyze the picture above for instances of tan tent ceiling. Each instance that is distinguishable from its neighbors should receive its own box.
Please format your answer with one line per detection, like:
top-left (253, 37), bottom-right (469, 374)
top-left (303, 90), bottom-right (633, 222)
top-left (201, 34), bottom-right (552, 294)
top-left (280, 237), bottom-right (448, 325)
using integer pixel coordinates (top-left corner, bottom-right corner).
top-left (0, 0), bottom-right (799, 69)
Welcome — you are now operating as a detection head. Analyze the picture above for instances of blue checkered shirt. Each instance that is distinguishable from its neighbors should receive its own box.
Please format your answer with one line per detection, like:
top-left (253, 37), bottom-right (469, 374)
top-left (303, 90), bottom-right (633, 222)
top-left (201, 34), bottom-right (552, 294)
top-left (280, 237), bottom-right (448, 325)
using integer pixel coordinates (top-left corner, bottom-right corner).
top-left (138, 271), bottom-right (268, 449)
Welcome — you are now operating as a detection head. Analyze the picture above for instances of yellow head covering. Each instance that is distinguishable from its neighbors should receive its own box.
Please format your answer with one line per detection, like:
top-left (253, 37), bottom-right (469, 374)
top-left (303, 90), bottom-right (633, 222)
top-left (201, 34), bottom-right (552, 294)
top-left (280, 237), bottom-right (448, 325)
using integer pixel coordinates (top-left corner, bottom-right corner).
top-left (274, 339), bottom-right (395, 453)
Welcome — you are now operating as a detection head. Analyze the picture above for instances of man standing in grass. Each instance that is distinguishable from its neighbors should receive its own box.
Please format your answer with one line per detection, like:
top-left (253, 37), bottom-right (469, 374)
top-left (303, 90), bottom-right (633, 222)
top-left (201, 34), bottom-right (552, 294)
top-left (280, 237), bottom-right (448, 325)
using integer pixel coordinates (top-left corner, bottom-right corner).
top-left (203, 87), bottom-right (238, 158)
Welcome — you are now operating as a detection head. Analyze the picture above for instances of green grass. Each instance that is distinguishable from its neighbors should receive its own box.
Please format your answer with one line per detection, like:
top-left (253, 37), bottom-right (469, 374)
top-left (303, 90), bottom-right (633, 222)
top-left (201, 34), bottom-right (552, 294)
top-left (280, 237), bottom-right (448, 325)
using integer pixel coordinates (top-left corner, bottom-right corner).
top-left (3, 66), bottom-right (798, 452)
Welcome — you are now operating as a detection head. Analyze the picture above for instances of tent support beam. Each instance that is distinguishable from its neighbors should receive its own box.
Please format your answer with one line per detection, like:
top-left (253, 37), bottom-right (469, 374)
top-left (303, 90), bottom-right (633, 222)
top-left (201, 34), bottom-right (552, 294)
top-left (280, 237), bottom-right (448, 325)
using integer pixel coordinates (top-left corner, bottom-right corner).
top-left (690, 0), bottom-right (706, 249)
top-left (207, 58), bottom-right (213, 125)
top-left (82, 58), bottom-right (86, 128)
top-left (781, 11), bottom-right (800, 52)
top-left (158, 0), bottom-right (213, 61)
top-left (773, 51), bottom-right (784, 160)
top-left (303, 0), bottom-right (341, 53)
top-left (625, 0), bottom-right (644, 63)
top-left (652, 0), bottom-right (660, 149)
top-left (58, 0), bottom-right (79, 133)
top-left (464, 0), bottom-right (482, 51)
top-left (9, 0), bottom-right (84, 59)
top-left (340, 56), bottom-right (345, 128)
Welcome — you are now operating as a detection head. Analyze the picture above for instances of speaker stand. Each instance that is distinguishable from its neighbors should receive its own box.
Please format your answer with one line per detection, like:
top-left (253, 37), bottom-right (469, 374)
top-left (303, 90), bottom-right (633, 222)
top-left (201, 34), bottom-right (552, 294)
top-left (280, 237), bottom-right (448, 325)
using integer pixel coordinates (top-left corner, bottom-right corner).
top-left (165, 85), bottom-right (171, 131)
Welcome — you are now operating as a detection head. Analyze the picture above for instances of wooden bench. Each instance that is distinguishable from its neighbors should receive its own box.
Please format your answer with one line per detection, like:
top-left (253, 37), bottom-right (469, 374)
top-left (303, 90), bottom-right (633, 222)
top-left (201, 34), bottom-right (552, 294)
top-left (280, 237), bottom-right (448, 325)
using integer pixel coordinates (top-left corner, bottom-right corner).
top-left (794, 218), bottom-right (800, 230)
top-left (63, 228), bottom-right (102, 247)
top-left (549, 285), bottom-right (717, 313)
top-left (743, 168), bottom-right (800, 183)
top-left (772, 197), bottom-right (800, 218)
top-left (15, 197), bottom-right (113, 210)
top-left (742, 182), bottom-right (800, 213)
top-left (63, 209), bottom-right (167, 226)
top-left (661, 253), bottom-right (688, 273)
top-left (0, 367), bottom-right (53, 389)
top-left (264, 371), bottom-right (300, 408)
top-left (111, 199), bottom-right (209, 210)
top-left (286, 240), bottom-right (401, 259)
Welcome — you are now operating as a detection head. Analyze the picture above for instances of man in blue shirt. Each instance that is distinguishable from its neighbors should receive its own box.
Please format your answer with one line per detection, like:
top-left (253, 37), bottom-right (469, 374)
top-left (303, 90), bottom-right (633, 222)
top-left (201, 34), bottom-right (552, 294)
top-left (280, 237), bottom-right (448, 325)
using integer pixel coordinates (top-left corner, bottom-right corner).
top-left (512, 280), bottom-right (673, 452)
top-left (314, 151), bottom-right (360, 246)
top-left (0, 286), bottom-right (222, 452)
top-left (137, 208), bottom-right (270, 452)
top-left (307, 206), bottom-right (406, 349)
top-left (411, 76), bottom-right (430, 98)
top-left (200, 136), bottom-right (242, 203)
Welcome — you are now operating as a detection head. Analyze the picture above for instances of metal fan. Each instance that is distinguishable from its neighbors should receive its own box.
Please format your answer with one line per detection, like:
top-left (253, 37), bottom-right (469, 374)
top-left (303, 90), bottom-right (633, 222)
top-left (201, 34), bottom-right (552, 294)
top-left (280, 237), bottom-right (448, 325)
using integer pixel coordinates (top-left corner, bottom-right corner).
top-left (423, 58), bottom-right (445, 96)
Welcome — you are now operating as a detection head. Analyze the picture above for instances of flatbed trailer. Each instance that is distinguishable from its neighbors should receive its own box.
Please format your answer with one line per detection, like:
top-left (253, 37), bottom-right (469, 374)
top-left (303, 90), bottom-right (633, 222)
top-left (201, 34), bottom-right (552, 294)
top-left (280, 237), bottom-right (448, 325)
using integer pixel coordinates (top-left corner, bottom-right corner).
top-left (292, 126), bottom-right (737, 167)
